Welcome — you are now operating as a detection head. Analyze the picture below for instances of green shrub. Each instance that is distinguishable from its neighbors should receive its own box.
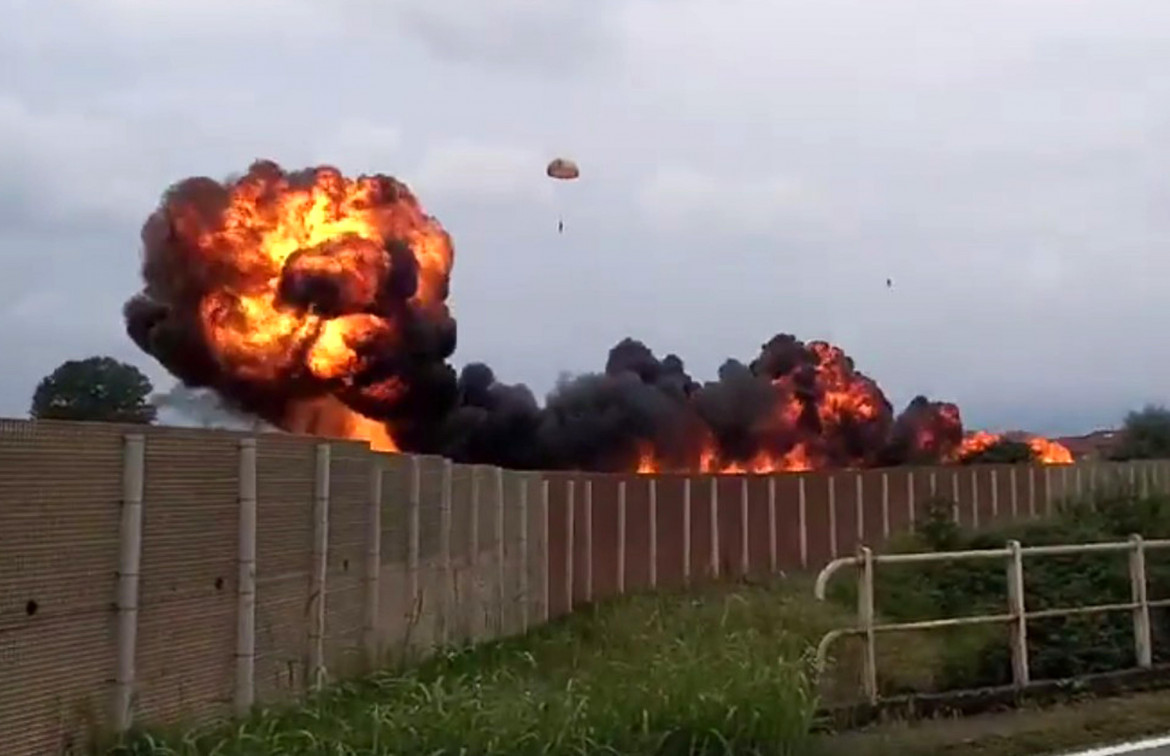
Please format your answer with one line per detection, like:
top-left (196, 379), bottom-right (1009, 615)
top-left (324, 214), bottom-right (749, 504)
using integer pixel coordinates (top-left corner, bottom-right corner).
top-left (834, 490), bottom-right (1170, 693)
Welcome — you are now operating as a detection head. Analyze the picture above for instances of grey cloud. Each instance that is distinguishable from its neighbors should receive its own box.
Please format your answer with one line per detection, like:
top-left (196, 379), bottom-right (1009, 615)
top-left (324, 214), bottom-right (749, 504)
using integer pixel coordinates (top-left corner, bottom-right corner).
top-left (370, 0), bottom-right (619, 74)
top-left (1, 0), bottom-right (1168, 437)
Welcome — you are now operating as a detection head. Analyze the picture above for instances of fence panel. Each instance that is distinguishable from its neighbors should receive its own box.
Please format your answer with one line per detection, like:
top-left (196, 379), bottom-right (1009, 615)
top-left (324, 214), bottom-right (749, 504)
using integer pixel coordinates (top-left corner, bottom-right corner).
top-left (858, 471), bottom-right (887, 549)
top-left (544, 474), bottom-right (570, 617)
top-left (377, 453), bottom-right (413, 660)
top-left (804, 473), bottom-right (834, 567)
top-left (744, 475), bottom-right (772, 575)
top-left (252, 434), bottom-right (316, 701)
top-left (3, 416), bottom-right (1166, 751)
top-left (772, 474), bottom-right (805, 570)
top-left (589, 475), bottom-right (622, 600)
top-left (689, 477), bottom-right (715, 580)
top-left (623, 474), bottom-right (653, 591)
top-left (136, 428), bottom-right (239, 724)
top-left (0, 421), bottom-right (125, 756)
top-left (651, 476), bottom-right (684, 588)
top-left (501, 469), bottom-right (527, 636)
top-left (323, 442), bottom-right (372, 679)
top-left (447, 464), bottom-right (476, 643)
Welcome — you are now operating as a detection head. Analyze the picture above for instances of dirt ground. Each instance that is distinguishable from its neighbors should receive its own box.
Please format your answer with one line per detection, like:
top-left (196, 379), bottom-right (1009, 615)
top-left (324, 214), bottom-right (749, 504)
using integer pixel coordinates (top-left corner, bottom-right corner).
top-left (813, 688), bottom-right (1170, 756)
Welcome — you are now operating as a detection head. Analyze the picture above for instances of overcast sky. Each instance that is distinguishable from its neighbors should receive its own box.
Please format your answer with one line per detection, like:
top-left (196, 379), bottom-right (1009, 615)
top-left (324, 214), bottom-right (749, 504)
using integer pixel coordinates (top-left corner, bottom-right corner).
top-left (3, 0), bottom-right (1169, 436)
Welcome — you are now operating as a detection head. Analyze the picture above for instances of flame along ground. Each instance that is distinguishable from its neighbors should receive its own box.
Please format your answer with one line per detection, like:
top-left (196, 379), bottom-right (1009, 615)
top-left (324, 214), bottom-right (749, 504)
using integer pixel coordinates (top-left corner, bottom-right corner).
top-left (634, 431), bottom-right (1073, 474)
top-left (126, 161), bottom-right (1074, 473)
top-left (954, 430), bottom-right (1074, 466)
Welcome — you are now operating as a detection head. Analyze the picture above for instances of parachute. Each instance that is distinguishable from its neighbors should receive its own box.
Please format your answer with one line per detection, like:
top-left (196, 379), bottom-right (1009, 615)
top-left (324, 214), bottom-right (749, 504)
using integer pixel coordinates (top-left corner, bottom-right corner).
top-left (546, 158), bottom-right (579, 180)
top-left (547, 158), bottom-right (579, 233)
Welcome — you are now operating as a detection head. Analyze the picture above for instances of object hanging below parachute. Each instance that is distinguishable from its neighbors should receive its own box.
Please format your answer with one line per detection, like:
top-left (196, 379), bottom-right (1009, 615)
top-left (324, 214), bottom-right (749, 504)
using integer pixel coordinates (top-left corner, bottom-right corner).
top-left (546, 157), bottom-right (579, 233)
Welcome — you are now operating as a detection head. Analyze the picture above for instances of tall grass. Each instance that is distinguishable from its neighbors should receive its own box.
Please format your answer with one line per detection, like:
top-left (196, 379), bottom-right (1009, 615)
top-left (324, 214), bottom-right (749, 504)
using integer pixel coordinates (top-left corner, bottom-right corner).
top-left (119, 583), bottom-right (830, 755)
top-left (119, 489), bottom-right (1170, 754)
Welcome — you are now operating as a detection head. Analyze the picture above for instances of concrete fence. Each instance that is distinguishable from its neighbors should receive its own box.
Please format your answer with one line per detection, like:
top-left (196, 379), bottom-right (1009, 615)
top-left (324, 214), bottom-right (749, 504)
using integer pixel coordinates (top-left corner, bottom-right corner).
top-left (1, 419), bottom-right (1168, 755)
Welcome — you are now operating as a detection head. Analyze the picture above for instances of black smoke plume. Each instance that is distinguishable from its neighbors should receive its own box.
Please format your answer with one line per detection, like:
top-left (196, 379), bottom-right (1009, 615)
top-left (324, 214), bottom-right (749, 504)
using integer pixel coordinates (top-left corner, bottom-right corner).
top-left (124, 161), bottom-right (969, 471)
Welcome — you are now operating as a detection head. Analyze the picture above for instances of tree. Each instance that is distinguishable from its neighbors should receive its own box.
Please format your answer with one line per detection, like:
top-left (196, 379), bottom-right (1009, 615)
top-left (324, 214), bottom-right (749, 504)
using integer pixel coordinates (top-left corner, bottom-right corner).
top-left (30, 356), bottom-right (158, 424)
top-left (1112, 404), bottom-right (1170, 460)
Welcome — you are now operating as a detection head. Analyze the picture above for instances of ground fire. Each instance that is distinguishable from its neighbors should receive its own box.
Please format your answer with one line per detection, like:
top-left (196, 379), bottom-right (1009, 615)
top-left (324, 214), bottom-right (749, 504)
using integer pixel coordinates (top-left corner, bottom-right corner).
top-left (124, 161), bottom-right (1072, 472)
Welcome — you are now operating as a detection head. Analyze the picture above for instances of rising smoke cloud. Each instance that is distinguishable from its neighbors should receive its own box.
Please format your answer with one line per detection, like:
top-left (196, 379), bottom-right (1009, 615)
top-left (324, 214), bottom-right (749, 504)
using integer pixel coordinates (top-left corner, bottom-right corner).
top-left (124, 161), bottom-right (1066, 471)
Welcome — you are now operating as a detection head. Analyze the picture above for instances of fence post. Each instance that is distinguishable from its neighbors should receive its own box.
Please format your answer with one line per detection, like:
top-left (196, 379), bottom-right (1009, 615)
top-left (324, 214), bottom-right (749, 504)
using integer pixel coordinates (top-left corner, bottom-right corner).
top-left (855, 473), bottom-right (865, 545)
top-left (907, 469), bottom-right (916, 528)
top-left (1130, 534), bottom-right (1153, 669)
top-left (584, 479), bottom-right (594, 602)
top-left (767, 476), bottom-right (778, 573)
top-left (827, 475), bottom-right (838, 559)
top-left (438, 459), bottom-right (453, 646)
top-left (362, 453), bottom-right (382, 667)
top-left (565, 479), bottom-right (575, 609)
top-left (494, 467), bottom-right (505, 631)
top-left (235, 438), bottom-right (258, 714)
top-left (566, 482), bottom-right (575, 613)
top-left (309, 443), bottom-right (331, 690)
top-left (1006, 539), bottom-right (1029, 689)
top-left (541, 479), bottom-right (551, 622)
top-left (951, 474), bottom-right (960, 525)
top-left (798, 476), bottom-right (808, 569)
top-left (617, 480), bottom-right (627, 593)
top-left (406, 456), bottom-right (421, 652)
top-left (1010, 467), bottom-right (1018, 519)
top-left (650, 477), bottom-right (660, 587)
top-left (880, 471), bottom-right (890, 540)
top-left (990, 469), bottom-right (999, 521)
top-left (1075, 465), bottom-right (1083, 500)
top-left (710, 477), bottom-right (721, 578)
top-left (740, 477), bottom-right (750, 576)
top-left (470, 468), bottom-right (480, 567)
top-left (970, 468), bottom-right (979, 529)
top-left (930, 470), bottom-right (938, 497)
top-left (519, 477), bottom-right (530, 632)
top-left (1028, 467), bottom-right (1037, 518)
top-left (857, 546), bottom-right (878, 705)
top-left (683, 478), bottom-right (693, 583)
top-left (113, 433), bottom-right (145, 736)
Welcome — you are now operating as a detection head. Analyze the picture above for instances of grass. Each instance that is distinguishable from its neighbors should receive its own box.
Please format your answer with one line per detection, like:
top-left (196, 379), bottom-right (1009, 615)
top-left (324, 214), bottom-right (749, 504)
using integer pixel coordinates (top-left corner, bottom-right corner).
top-left (118, 580), bottom-right (853, 755)
top-left (117, 489), bottom-right (1170, 755)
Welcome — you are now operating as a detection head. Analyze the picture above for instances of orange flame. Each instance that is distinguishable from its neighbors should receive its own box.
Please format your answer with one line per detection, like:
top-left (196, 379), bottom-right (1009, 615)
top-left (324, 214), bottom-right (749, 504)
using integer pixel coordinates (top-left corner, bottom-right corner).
top-left (178, 165), bottom-right (452, 451)
top-left (1027, 436), bottom-right (1074, 465)
top-left (636, 440), bottom-right (817, 475)
top-left (953, 430), bottom-right (1073, 466)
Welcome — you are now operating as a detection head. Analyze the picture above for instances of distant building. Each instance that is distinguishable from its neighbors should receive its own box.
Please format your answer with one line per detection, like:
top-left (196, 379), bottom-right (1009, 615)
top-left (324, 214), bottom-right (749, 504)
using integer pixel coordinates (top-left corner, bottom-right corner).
top-left (1054, 430), bottom-right (1122, 460)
